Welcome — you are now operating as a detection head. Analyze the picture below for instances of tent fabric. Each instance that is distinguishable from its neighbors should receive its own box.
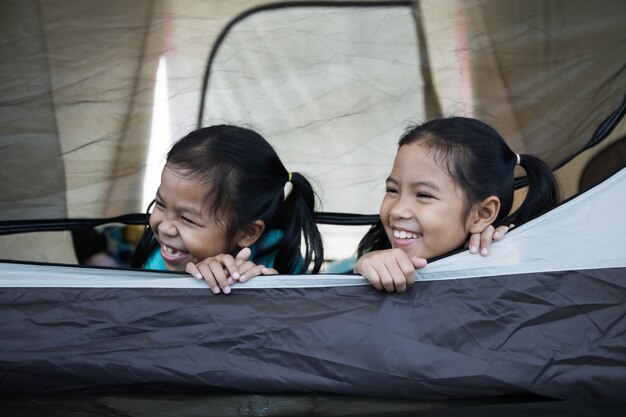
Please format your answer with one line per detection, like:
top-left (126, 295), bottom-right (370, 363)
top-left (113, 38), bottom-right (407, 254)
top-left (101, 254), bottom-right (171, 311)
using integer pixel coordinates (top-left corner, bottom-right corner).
top-left (1, 0), bottom-right (625, 222)
top-left (0, 269), bottom-right (623, 400)
top-left (579, 137), bottom-right (626, 192)
top-left (1, 169), bottom-right (624, 399)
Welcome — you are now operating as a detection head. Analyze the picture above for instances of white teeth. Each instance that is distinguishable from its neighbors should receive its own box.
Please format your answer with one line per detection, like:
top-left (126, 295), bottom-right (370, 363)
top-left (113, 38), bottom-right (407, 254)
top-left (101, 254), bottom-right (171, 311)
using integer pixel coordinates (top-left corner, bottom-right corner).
top-left (393, 229), bottom-right (419, 239)
top-left (164, 245), bottom-right (180, 255)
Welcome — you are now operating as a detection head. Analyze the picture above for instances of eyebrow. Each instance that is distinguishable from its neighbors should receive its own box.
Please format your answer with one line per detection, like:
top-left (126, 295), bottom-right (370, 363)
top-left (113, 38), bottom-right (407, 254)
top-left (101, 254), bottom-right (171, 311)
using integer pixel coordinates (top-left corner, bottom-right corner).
top-left (386, 177), bottom-right (441, 192)
top-left (155, 190), bottom-right (204, 217)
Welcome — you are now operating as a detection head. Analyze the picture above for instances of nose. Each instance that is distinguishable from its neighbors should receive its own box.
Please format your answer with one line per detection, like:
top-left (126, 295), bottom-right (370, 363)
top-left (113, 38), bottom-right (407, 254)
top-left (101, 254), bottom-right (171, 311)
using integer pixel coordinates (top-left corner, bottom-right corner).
top-left (157, 216), bottom-right (179, 237)
top-left (389, 196), bottom-right (413, 219)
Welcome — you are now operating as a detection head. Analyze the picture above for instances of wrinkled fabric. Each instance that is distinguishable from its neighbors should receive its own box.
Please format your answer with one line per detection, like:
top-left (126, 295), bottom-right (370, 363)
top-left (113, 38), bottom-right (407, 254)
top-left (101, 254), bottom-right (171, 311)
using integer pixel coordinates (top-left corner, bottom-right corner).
top-left (0, 268), bottom-right (624, 400)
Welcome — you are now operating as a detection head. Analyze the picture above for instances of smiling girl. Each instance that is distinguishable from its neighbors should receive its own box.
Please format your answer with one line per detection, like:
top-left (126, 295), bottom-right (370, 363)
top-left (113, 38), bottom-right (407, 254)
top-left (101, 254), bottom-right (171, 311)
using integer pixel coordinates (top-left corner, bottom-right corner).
top-left (131, 125), bottom-right (324, 294)
top-left (355, 117), bottom-right (560, 292)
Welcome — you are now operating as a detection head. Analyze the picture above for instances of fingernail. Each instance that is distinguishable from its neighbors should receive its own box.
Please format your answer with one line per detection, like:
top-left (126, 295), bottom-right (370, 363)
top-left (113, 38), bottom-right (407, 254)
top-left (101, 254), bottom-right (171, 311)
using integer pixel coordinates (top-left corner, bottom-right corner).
top-left (481, 248), bottom-right (488, 256)
top-left (493, 232), bottom-right (501, 239)
top-left (194, 273), bottom-right (203, 280)
top-left (469, 245), bottom-right (477, 254)
top-left (212, 287), bottom-right (220, 294)
top-left (232, 272), bottom-right (240, 279)
top-left (228, 277), bottom-right (234, 285)
top-left (239, 275), bottom-right (247, 283)
top-left (223, 286), bottom-right (231, 294)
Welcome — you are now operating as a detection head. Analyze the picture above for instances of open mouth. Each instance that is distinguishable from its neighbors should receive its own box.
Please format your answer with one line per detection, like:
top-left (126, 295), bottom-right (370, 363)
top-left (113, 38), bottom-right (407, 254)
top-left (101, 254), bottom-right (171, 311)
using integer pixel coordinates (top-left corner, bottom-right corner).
top-left (160, 244), bottom-right (189, 262)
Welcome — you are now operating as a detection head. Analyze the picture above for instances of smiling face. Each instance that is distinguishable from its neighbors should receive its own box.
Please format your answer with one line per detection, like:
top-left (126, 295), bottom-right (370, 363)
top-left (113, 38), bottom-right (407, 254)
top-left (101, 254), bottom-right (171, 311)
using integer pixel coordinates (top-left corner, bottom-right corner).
top-left (148, 165), bottom-right (232, 271)
top-left (380, 142), bottom-right (472, 260)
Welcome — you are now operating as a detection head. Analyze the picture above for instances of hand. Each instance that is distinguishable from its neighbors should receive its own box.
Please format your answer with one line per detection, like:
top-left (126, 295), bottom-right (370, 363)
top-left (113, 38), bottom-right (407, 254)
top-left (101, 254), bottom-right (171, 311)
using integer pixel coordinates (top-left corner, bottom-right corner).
top-left (468, 224), bottom-right (513, 256)
top-left (237, 258), bottom-right (278, 283)
top-left (185, 248), bottom-right (277, 294)
top-left (354, 248), bottom-right (427, 293)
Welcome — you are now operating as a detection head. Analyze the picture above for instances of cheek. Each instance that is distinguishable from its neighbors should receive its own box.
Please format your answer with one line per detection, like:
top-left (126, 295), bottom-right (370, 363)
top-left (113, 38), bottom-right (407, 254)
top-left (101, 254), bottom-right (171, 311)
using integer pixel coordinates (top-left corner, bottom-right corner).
top-left (148, 212), bottom-right (160, 230)
top-left (441, 218), bottom-right (469, 247)
top-left (187, 228), bottom-right (230, 258)
top-left (379, 199), bottom-right (391, 221)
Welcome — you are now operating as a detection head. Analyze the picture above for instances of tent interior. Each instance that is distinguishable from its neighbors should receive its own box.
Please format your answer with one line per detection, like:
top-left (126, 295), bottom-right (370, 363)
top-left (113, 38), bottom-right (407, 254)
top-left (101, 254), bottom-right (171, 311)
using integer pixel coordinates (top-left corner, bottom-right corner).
top-left (1, 0), bottom-right (625, 267)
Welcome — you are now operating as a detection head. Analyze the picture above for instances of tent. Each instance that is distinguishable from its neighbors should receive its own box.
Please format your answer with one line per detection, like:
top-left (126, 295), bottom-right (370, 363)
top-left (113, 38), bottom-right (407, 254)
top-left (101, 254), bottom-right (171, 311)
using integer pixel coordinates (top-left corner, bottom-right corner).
top-left (1, 0), bottom-right (625, 415)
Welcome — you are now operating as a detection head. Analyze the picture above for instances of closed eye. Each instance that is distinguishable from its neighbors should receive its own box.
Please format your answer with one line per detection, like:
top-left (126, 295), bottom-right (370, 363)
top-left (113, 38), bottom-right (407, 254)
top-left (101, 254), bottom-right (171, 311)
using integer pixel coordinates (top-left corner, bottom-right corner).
top-left (385, 187), bottom-right (399, 195)
top-left (417, 192), bottom-right (433, 199)
top-left (181, 216), bottom-right (198, 226)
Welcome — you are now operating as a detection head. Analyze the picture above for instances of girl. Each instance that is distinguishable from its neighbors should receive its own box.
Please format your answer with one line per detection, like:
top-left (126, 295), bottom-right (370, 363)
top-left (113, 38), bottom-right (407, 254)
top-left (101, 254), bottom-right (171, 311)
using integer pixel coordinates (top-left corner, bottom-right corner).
top-left (355, 117), bottom-right (560, 292)
top-left (131, 125), bottom-right (324, 294)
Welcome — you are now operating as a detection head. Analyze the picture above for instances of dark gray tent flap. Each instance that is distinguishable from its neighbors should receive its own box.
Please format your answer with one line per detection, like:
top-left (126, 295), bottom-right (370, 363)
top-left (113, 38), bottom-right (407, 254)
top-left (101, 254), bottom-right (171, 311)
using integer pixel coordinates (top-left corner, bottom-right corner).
top-left (1, 268), bottom-right (624, 400)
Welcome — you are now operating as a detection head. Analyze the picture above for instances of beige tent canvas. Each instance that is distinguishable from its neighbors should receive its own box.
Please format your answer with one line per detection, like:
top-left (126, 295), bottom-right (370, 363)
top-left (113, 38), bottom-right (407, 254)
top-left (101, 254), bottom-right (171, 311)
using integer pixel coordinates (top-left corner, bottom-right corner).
top-left (1, 0), bottom-right (624, 263)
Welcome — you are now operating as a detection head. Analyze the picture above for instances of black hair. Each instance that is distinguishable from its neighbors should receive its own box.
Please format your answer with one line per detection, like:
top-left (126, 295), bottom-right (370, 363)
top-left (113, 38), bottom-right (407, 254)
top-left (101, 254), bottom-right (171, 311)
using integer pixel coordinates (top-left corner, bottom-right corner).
top-left (131, 125), bottom-right (323, 273)
top-left (358, 116), bottom-right (560, 258)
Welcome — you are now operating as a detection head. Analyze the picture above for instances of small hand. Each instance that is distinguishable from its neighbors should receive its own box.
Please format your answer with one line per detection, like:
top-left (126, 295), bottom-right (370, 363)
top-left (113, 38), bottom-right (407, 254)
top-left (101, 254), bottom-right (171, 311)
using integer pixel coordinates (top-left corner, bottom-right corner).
top-left (468, 224), bottom-right (513, 256)
top-left (354, 248), bottom-right (427, 293)
top-left (229, 248), bottom-right (278, 282)
top-left (185, 248), bottom-right (253, 294)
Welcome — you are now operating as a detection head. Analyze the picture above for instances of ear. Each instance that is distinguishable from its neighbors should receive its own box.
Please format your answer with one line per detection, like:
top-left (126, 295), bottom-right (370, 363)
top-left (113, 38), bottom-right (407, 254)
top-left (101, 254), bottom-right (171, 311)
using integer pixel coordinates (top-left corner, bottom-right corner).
top-left (235, 220), bottom-right (266, 248)
top-left (466, 196), bottom-right (501, 234)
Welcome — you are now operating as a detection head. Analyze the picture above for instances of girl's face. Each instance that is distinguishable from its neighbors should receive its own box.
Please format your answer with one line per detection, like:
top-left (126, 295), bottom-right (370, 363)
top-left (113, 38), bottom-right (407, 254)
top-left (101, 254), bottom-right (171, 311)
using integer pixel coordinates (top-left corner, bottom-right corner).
top-left (149, 165), bottom-right (231, 271)
top-left (380, 142), bottom-right (471, 260)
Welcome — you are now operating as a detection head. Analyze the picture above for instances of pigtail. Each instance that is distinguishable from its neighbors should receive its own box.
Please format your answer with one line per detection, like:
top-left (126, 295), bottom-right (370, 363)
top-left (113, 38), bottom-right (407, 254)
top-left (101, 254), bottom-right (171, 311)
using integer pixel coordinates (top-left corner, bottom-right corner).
top-left (130, 228), bottom-right (158, 268)
top-left (273, 172), bottom-right (324, 274)
top-left (130, 200), bottom-right (158, 269)
top-left (502, 154), bottom-right (560, 226)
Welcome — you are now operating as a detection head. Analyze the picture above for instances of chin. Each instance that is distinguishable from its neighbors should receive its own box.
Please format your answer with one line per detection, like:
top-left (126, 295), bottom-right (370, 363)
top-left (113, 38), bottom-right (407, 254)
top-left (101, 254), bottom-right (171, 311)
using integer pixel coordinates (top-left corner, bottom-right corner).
top-left (393, 245), bottom-right (426, 260)
top-left (163, 260), bottom-right (188, 272)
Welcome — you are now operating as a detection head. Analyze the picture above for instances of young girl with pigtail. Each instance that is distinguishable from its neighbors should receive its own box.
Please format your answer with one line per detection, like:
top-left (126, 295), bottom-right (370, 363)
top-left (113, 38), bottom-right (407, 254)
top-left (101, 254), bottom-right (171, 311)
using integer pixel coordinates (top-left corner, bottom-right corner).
top-left (356, 116), bottom-right (560, 292)
top-left (131, 125), bottom-right (323, 294)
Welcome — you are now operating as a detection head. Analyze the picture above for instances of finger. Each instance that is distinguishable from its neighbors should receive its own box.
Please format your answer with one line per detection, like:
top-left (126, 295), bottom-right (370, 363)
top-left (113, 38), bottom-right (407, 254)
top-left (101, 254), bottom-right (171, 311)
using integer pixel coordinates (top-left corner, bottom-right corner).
top-left (261, 267), bottom-right (278, 275)
top-left (237, 260), bottom-right (256, 276)
top-left (236, 261), bottom-right (261, 282)
top-left (409, 256), bottom-right (428, 270)
top-left (377, 265), bottom-right (397, 293)
top-left (240, 263), bottom-right (271, 282)
top-left (387, 262), bottom-right (408, 293)
top-left (468, 232), bottom-right (480, 254)
top-left (396, 256), bottom-right (419, 290)
top-left (208, 260), bottom-right (232, 294)
top-left (219, 254), bottom-right (241, 282)
top-left (479, 225), bottom-right (496, 256)
top-left (238, 264), bottom-right (266, 283)
top-left (185, 262), bottom-right (204, 280)
top-left (492, 225), bottom-right (510, 241)
top-left (399, 255), bottom-right (419, 275)
top-left (196, 262), bottom-right (220, 294)
top-left (358, 263), bottom-right (384, 291)
top-left (198, 260), bottom-right (231, 294)
top-left (235, 247), bottom-right (252, 261)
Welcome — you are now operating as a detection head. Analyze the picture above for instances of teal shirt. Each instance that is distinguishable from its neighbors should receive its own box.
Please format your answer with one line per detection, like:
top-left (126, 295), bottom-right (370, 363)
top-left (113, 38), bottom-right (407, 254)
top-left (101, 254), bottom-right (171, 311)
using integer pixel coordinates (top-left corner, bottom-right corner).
top-left (248, 229), bottom-right (283, 268)
top-left (144, 229), bottom-right (284, 271)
